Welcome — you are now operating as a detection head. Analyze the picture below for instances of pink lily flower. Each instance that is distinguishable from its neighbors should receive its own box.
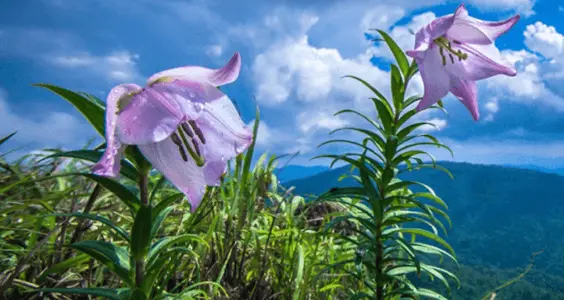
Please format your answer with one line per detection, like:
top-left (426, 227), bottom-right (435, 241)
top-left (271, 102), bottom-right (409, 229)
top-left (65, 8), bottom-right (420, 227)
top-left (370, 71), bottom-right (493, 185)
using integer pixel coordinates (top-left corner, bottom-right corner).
top-left (92, 53), bottom-right (253, 210)
top-left (406, 4), bottom-right (519, 120)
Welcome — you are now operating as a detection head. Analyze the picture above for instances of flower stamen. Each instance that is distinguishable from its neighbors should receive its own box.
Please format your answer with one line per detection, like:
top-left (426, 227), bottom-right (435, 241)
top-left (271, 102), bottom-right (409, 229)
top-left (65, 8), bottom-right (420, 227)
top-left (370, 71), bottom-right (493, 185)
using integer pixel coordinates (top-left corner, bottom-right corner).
top-left (189, 120), bottom-right (206, 144)
top-left (434, 36), bottom-right (468, 66)
top-left (176, 126), bottom-right (205, 166)
top-left (170, 133), bottom-right (189, 162)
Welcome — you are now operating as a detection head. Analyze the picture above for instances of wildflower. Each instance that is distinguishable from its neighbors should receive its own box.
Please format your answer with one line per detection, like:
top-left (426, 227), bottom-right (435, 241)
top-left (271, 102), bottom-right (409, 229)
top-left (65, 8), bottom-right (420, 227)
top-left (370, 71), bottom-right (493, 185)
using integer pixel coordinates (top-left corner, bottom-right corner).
top-left (406, 4), bottom-right (519, 120)
top-left (92, 53), bottom-right (253, 209)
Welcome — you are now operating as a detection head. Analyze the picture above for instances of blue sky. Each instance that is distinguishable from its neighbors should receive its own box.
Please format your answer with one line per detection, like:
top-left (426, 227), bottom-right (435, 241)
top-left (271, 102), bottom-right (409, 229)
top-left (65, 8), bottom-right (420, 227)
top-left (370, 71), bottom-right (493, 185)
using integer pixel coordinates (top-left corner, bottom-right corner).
top-left (1, 0), bottom-right (563, 169)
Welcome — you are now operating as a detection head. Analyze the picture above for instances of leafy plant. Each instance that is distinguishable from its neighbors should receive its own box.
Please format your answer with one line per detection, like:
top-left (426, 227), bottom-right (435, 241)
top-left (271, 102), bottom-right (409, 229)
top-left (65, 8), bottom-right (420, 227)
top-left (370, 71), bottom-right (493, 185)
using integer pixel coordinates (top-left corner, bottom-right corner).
top-left (313, 30), bottom-right (459, 299)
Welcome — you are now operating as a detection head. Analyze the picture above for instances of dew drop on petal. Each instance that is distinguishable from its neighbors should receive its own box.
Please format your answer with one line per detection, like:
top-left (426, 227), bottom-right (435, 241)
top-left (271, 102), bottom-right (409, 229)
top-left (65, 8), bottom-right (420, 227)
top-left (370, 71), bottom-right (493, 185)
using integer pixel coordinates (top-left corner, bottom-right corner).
top-left (235, 143), bottom-right (247, 154)
top-left (193, 102), bottom-right (204, 113)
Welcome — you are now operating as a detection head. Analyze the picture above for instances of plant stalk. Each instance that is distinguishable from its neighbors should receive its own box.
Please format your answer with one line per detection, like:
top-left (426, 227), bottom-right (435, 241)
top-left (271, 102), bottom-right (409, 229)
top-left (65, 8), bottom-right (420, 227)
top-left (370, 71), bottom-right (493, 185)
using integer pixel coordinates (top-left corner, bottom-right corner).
top-left (136, 171), bottom-right (149, 287)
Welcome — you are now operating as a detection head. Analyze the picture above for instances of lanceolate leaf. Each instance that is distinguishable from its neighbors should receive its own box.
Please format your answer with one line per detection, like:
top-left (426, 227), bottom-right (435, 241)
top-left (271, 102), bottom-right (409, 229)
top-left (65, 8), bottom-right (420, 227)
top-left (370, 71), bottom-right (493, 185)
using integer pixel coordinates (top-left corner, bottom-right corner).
top-left (390, 64), bottom-right (404, 111)
top-left (70, 240), bottom-right (133, 286)
top-left (375, 29), bottom-right (410, 77)
top-left (44, 212), bottom-right (130, 242)
top-left (37, 254), bottom-right (91, 281)
top-left (80, 173), bottom-right (141, 211)
top-left (43, 150), bottom-right (139, 181)
top-left (28, 288), bottom-right (128, 300)
top-left (34, 84), bottom-right (106, 137)
top-left (0, 131), bottom-right (17, 147)
top-left (150, 206), bottom-right (174, 241)
top-left (131, 205), bottom-right (153, 260)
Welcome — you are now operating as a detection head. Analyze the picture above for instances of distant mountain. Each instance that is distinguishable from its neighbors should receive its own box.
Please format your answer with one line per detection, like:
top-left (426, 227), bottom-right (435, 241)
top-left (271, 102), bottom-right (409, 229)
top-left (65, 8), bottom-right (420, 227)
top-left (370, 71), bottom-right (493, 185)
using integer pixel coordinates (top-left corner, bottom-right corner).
top-left (283, 161), bottom-right (564, 280)
top-left (503, 164), bottom-right (564, 176)
top-left (274, 165), bottom-right (329, 182)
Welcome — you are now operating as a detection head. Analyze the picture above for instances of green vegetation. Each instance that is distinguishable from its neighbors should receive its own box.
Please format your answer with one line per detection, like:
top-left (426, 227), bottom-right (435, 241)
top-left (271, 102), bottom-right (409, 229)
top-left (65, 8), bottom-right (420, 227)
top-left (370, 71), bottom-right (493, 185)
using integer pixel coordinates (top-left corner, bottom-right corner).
top-left (1, 31), bottom-right (558, 300)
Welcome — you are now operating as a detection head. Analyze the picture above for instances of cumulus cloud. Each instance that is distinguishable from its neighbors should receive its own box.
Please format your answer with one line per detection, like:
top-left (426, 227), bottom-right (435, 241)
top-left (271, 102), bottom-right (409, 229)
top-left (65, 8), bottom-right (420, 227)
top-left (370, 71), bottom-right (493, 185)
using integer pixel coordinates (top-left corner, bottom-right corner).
top-left (0, 88), bottom-right (93, 151)
top-left (0, 27), bottom-right (142, 84)
top-left (484, 97), bottom-right (500, 122)
top-left (50, 51), bottom-right (142, 82)
top-left (524, 22), bottom-right (564, 59)
top-left (420, 118), bottom-right (448, 132)
top-left (480, 22), bottom-right (564, 114)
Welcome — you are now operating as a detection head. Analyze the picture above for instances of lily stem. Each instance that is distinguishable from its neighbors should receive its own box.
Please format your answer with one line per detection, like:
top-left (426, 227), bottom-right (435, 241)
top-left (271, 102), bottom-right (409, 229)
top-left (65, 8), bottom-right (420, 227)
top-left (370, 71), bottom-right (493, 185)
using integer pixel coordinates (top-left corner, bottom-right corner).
top-left (136, 171), bottom-right (149, 287)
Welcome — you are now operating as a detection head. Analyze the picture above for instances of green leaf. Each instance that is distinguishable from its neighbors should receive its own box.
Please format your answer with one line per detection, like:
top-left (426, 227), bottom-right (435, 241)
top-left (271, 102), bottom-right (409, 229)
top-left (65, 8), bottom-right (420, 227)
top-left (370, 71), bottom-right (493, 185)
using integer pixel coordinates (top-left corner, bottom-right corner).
top-left (375, 29), bottom-right (410, 77)
top-left (131, 205), bottom-right (153, 260)
top-left (37, 253), bottom-right (90, 281)
top-left (34, 84), bottom-right (106, 136)
top-left (150, 206), bottom-right (174, 241)
top-left (241, 105), bottom-right (260, 188)
top-left (437, 99), bottom-right (444, 108)
top-left (292, 244), bottom-right (305, 300)
top-left (153, 193), bottom-right (183, 218)
top-left (406, 59), bottom-right (419, 79)
top-left (390, 64), bottom-right (404, 111)
top-left (147, 234), bottom-right (208, 269)
top-left (44, 150), bottom-right (139, 181)
top-left (383, 227), bottom-right (455, 256)
top-left (0, 131), bottom-right (16, 146)
top-left (79, 173), bottom-right (141, 211)
top-left (372, 97), bottom-right (394, 134)
top-left (128, 289), bottom-right (148, 300)
top-left (28, 288), bottom-right (128, 300)
top-left (44, 212), bottom-right (130, 242)
top-left (343, 75), bottom-right (388, 104)
top-left (71, 240), bottom-right (133, 286)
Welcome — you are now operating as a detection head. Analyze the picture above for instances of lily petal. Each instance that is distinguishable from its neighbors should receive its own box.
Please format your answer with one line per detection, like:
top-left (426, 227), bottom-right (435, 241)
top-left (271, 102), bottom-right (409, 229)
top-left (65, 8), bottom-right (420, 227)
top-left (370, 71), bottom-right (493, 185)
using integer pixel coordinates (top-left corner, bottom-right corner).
top-left (447, 5), bottom-right (520, 44)
top-left (203, 159), bottom-right (228, 186)
top-left (407, 6), bottom-right (459, 58)
top-left (147, 52), bottom-right (241, 87)
top-left (416, 46), bottom-right (451, 112)
top-left (444, 42), bottom-right (517, 81)
top-left (138, 137), bottom-right (207, 211)
top-left (92, 84), bottom-right (141, 177)
top-left (449, 77), bottom-right (479, 121)
top-left (194, 93), bottom-right (253, 163)
top-left (116, 80), bottom-right (224, 145)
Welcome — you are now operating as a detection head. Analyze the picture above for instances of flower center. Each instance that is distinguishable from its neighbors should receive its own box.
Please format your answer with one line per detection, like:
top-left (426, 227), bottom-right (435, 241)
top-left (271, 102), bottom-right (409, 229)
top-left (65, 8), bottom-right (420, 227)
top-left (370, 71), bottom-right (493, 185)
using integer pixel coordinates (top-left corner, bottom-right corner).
top-left (433, 36), bottom-right (468, 66)
top-left (170, 120), bottom-right (206, 166)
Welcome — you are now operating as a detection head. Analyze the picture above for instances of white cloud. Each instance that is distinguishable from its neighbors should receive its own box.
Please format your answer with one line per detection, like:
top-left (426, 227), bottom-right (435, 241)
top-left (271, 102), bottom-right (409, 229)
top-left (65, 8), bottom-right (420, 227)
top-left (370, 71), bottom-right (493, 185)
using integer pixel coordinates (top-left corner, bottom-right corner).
top-left (206, 44), bottom-right (223, 57)
top-left (297, 111), bottom-right (349, 133)
top-left (485, 99), bottom-right (499, 114)
top-left (520, 22), bottom-right (564, 101)
top-left (248, 120), bottom-right (273, 147)
top-left (0, 27), bottom-right (142, 84)
top-left (360, 6), bottom-right (405, 34)
top-left (484, 49), bottom-right (564, 111)
top-left (50, 51), bottom-right (142, 82)
top-left (484, 97), bottom-right (499, 122)
top-left (0, 88), bottom-right (93, 151)
top-left (477, 22), bottom-right (564, 113)
top-left (419, 118), bottom-right (447, 132)
top-left (524, 22), bottom-right (564, 59)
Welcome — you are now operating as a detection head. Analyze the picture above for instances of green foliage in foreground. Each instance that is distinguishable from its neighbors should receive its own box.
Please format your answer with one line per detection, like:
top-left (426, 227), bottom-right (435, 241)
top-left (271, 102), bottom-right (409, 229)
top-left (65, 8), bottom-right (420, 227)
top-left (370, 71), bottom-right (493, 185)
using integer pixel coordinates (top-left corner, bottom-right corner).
top-left (0, 31), bottom-right (543, 300)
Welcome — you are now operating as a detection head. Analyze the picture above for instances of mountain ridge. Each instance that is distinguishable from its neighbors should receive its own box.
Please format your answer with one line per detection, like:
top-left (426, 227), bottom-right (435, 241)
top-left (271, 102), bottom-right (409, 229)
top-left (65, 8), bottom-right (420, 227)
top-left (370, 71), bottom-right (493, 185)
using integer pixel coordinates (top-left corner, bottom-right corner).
top-left (282, 161), bottom-right (564, 278)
